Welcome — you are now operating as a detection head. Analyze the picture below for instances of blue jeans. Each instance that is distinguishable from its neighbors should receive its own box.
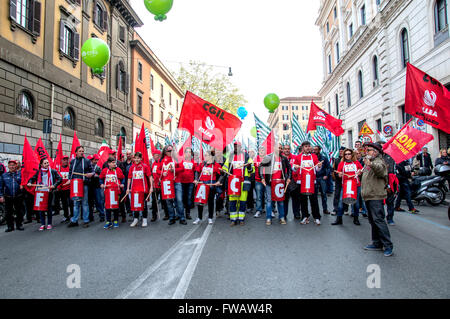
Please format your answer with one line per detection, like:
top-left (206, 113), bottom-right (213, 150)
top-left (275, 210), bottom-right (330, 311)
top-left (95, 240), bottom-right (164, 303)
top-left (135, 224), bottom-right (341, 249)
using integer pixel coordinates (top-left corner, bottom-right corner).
top-left (174, 183), bottom-right (186, 219)
top-left (351, 186), bottom-right (362, 217)
top-left (95, 188), bottom-right (105, 218)
top-left (265, 185), bottom-right (285, 220)
top-left (316, 178), bottom-right (328, 212)
top-left (386, 193), bottom-right (395, 222)
top-left (326, 176), bottom-right (334, 193)
top-left (182, 183), bottom-right (194, 215)
top-left (255, 181), bottom-right (265, 213)
top-left (72, 185), bottom-right (90, 223)
top-left (395, 180), bottom-right (414, 210)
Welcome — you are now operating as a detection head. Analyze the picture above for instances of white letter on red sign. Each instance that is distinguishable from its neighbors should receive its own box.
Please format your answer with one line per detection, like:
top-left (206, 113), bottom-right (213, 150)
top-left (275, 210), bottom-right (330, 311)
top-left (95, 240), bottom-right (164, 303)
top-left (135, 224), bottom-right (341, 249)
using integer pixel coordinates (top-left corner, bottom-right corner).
top-left (110, 190), bottom-right (117, 206)
top-left (197, 185), bottom-right (206, 200)
top-left (231, 178), bottom-right (239, 192)
top-left (35, 192), bottom-right (44, 207)
top-left (275, 184), bottom-right (284, 198)
top-left (134, 193), bottom-right (142, 208)
top-left (346, 180), bottom-right (355, 195)
top-left (163, 180), bottom-right (172, 195)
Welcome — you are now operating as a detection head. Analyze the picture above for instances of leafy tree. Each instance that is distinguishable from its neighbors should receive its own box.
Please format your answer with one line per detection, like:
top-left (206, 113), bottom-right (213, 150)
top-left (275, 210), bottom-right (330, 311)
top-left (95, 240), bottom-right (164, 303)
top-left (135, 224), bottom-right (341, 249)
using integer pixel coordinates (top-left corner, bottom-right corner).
top-left (173, 61), bottom-right (247, 114)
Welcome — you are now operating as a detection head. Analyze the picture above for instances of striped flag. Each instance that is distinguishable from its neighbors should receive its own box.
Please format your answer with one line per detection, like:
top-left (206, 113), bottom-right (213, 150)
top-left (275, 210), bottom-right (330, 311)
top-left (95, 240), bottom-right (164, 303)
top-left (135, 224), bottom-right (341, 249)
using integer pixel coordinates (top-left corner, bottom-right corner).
top-left (144, 128), bottom-right (151, 149)
top-left (254, 113), bottom-right (271, 149)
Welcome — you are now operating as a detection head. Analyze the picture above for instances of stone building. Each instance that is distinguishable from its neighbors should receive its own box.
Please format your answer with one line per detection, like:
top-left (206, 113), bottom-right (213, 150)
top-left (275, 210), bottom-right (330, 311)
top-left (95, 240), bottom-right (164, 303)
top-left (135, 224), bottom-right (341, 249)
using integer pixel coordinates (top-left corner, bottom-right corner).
top-left (316, 0), bottom-right (449, 157)
top-left (0, 0), bottom-right (142, 161)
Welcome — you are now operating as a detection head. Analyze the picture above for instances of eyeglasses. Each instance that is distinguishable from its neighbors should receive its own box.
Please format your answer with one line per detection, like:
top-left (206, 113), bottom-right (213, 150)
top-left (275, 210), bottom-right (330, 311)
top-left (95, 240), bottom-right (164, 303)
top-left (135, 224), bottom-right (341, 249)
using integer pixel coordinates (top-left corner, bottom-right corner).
top-left (344, 153), bottom-right (352, 156)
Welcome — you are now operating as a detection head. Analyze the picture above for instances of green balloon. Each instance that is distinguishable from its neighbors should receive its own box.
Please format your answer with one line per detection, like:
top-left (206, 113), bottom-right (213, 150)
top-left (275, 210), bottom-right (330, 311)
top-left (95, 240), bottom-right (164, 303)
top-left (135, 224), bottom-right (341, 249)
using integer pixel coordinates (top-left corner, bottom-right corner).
top-left (92, 67), bottom-right (104, 74)
top-left (250, 127), bottom-right (257, 138)
top-left (144, 0), bottom-right (173, 21)
top-left (81, 38), bottom-right (110, 69)
top-left (264, 93), bottom-right (280, 113)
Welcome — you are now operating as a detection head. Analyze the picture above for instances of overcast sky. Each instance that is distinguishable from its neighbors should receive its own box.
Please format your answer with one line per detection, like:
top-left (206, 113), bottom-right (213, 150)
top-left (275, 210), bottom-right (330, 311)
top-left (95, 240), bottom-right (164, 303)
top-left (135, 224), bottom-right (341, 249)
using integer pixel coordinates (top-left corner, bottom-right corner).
top-left (131, 0), bottom-right (323, 137)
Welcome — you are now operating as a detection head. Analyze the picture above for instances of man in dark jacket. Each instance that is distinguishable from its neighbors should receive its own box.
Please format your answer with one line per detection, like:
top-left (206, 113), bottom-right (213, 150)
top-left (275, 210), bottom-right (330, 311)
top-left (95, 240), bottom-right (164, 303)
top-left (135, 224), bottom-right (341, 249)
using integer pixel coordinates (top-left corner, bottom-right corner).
top-left (313, 146), bottom-right (331, 215)
top-left (416, 147), bottom-right (433, 175)
top-left (395, 159), bottom-right (418, 213)
top-left (332, 147), bottom-right (347, 215)
top-left (68, 146), bottom-right (95, 228)
top-left (119, 150), bottom-right (134, 222)
top-left (0, 160), bottom-right (24, 232)
top-left (379, 141), bottom-right (397, 225)
top-left (259, 144), bottom-right (292, 224)
top-left (88, 154), bottom-right (105, 222)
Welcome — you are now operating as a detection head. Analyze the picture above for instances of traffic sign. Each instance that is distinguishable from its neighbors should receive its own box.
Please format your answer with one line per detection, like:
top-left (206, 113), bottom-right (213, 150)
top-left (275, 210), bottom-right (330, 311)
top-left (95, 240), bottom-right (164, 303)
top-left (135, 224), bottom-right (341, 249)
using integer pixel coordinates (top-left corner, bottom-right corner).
top-left (416, 119), bottom-right (424, 127)
top-left (362, 135), bottom-right (372, 143)
top-left (359, 122), bottom-right (374, 136)
top-left (383, 125), bottom-right (393, 137)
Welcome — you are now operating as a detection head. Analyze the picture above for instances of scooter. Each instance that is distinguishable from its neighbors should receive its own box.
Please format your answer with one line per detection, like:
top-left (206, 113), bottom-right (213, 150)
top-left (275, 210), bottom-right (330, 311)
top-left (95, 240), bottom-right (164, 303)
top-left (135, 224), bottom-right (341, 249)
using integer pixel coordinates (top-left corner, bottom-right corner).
top-left (410, 165), bottom-right (449, 206)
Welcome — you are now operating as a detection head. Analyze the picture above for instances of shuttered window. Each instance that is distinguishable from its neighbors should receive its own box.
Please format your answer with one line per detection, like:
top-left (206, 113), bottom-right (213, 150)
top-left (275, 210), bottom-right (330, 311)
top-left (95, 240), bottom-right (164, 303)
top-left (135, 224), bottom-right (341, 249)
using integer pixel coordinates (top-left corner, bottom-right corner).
top-left (10, 0), bottom-right (41, 36)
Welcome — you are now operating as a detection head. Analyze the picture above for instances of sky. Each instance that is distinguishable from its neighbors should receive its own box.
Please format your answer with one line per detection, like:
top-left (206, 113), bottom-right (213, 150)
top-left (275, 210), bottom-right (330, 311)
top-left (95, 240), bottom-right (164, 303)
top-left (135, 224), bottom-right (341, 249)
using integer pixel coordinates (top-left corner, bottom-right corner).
top-left (131, 0), bottom-right (324, 138)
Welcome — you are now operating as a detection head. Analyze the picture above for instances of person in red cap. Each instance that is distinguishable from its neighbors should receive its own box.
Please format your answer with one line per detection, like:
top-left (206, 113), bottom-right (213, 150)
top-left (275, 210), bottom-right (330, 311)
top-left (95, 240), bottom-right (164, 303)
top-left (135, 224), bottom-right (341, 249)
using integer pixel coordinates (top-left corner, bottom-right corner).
top-left (88, 154), bottom-right (105, 223)
top-left (54, 155), bottom-right (72, 223)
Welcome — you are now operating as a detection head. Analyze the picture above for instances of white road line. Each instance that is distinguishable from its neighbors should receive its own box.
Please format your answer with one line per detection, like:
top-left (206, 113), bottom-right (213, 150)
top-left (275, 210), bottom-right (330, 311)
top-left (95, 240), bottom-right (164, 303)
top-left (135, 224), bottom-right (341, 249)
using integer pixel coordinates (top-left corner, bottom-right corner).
top-left (172, 224), bottom-right (213, 299)
top-left (115, 226), bottom-right (198, 299)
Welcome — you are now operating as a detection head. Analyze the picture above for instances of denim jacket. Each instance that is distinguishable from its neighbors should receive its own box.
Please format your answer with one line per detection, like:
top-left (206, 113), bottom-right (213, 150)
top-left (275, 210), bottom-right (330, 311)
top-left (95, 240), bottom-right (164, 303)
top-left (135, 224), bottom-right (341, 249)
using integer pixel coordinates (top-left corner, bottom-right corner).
top-left (0, 171), bottom-right (22, 197)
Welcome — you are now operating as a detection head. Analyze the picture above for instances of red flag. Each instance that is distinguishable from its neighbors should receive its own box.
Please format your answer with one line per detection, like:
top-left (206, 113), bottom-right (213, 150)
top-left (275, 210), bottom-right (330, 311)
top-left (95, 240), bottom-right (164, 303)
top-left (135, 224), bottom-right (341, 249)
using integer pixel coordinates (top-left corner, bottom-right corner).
top-left (135, 123), bottom-right (150, 166)
top-left (178, 91), bottom-right (242, 150)
top-left (149, 135), bottom-right (158, 155)
top-left (70, 131), bottom-right (81, 161)
top-left (96, 144), bottom-right (111, 169)
top-left (307, 101), bottom-right (344, 136)
top-left (405, 63), bottom-right (450, 134)
top-left (34, 137), bottom-right (54, 167)
top-left (261, 130), bottom-right (276, 155)
top-left (53, 134), bottom-right (64, 170)
top-left (382, 120), bottom-right (434, 164)
top-left (21, 134), bottom-right (39, 186)
top-left (117, 136), bottom-right (123, 162)
top-left (177, 134), bottom-right (192, 158)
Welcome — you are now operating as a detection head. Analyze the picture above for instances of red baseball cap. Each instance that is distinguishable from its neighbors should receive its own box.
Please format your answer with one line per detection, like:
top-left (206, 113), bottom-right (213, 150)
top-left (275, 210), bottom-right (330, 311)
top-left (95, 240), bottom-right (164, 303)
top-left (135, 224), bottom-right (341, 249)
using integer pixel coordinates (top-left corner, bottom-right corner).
top-left (8, 160), bottom-right (18, 164)
top-left (62, 155), bottom-right (69, 159)
top-left (93, 154), bottom-right (100, 160)
top-left (109, 150), bottom-right (116, 155)
top-left (153, 150), bottom-right (161, 155)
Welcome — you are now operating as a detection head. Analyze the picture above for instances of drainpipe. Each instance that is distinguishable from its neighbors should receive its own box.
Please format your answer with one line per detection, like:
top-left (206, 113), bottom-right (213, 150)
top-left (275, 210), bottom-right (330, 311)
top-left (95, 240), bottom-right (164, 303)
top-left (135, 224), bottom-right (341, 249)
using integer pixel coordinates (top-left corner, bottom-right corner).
top-left (49, 83), bottom-right (55, 157)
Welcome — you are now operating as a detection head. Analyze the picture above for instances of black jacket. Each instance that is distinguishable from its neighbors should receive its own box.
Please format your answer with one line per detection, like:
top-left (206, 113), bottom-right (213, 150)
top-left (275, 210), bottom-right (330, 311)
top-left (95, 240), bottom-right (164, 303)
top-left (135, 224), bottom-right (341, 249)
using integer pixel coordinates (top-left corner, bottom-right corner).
top-left (259, 154), bottom-right (292, 185)
top-left (315, 153), bottom-right (331, 178)
top-left (396, 160), bottom-right (413, 182)
top-left (435, 156), bottom-right (449, 166)
top-left (416, 152), bottom-right (433, 169)
top-left (29, 169), bottom-right (62, 191)
top-left (69, 157), bottom-right (93, 185)
top-left (383, 154), bottom-right (396, 174)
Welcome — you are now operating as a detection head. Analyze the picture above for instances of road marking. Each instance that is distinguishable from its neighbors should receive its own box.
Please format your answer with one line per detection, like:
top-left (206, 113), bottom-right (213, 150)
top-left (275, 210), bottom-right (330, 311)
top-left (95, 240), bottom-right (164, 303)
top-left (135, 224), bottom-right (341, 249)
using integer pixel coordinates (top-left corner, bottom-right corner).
top-left (172, 224), bottom-right (213, 299)
top-left (115, 226), bottom-right (198, 299)
top-left (400, 211), bottom-right (450, 231)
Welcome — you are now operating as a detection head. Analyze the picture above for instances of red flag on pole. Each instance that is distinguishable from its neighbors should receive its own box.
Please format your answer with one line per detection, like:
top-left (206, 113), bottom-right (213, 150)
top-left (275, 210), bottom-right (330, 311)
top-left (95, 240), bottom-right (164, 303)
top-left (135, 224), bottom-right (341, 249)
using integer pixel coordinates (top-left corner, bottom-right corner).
top-left (135, 123), bottom-right (150, 166)
top-left (405, 63), bottom-right (450, 134)
top-left (34, 137), bottom-right (54, 167)
top-left (307, 101), bottom-right (344, 136)
top-left (382, 120), bottom-right (434, 164)
top-left (178, 91), bottom-right (242, 150)
top-left (96, 143), bottom-right (111, 169)
top-left (21, 134), bottom-right (39, 186)
top-left (53, 134), bottom-right (64, 170)
top-left (177, 135), bottom-right (192, 158)
top-left (261, 130), bottom-right (276, 155)
top-left (70, 131), bottom-right (81, 161)
top-left (117, 136), bottom-right (123, 162)
top-left (149, 135), bottom-right (158, 155)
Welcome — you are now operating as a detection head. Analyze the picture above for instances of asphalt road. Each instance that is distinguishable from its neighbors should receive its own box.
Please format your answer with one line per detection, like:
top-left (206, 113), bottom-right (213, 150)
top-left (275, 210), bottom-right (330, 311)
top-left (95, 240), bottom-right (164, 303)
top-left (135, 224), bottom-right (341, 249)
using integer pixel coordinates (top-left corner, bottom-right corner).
top-left (0, 195), bottom-right (449, 299)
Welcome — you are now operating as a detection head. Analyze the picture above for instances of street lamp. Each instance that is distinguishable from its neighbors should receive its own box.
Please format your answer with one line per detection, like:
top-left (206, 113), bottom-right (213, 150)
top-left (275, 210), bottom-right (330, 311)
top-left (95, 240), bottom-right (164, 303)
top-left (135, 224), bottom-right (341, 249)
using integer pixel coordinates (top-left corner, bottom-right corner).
top-left (228, 67), bottom-right (233, 76)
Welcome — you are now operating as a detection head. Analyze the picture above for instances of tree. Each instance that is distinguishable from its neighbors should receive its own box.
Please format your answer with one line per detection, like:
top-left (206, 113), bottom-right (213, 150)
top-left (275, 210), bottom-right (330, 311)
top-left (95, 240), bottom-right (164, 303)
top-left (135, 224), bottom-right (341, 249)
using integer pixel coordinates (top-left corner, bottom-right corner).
top-left (173, 61), bottom-right (247, 114)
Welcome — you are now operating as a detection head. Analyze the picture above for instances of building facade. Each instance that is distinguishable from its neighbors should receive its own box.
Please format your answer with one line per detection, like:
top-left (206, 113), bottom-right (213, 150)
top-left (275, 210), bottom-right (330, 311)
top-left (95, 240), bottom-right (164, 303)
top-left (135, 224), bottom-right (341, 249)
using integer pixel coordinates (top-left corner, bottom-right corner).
top-left (0, 0), bottom-right (142, 161)
top-left (316, 0), bottom-right (450, 157)
top-left (130, 32), bottom-right (183, 149)
top-left (268, 96), bottom-right (323, 145)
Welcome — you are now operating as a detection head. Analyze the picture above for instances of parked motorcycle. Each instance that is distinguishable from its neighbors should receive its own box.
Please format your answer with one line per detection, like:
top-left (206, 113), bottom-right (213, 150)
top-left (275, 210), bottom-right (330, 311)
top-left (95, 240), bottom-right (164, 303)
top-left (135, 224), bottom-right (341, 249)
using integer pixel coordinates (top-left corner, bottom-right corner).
top-left (410, 165), bottom-right (449, 206)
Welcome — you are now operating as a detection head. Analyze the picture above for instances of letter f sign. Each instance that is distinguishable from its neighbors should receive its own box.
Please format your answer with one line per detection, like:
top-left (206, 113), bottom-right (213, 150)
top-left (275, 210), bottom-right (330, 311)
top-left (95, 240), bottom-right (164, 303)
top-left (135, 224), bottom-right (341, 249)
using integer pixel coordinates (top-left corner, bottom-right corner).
top-left (35, 192), bottom-right (44, 208)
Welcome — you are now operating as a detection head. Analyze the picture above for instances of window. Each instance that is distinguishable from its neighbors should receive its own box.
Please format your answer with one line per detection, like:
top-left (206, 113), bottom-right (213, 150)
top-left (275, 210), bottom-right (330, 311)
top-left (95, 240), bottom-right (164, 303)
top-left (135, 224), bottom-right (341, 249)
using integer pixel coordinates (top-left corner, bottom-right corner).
top-left (346, 82), bottom-right (351, 107)
top-left (292, 105), bottom-right (298, 110)
top-left (401, 105), bottom-right (413, 123)
top-left (136, 92), bottom-right (143, 116)
top-left (282, 105), bottom-right (288, 111)
top-left (150, 74), bottom-right (154, 90)
top-left (435, 0), bottom-right (448, 33)
top-left (282, 115), bottom-right (289, 121)
top-left (376, 119), bottom-right (382, 132)
top-left (137, 62), bottom-right (142, 81)
top-left (93, 1), bottom-right (107, 31)
top-left (373, 55), bottom-right (379, 83)
top-left (302, 114), bottom-right (309, 121)
top-left (63, 107), bottom-right (76, 130)
top-left (161, 84), bottom-right (164, 98)
top-left (59, 21), bottom-right (80, 61)
top-left (16, 91), bottom-right (33, 119)
top-left (160, 111), bottom-right (164, 127)
top-left (358, 71), bottom-right (364, 98)
top-left (326, 22), bottom-right (329, 33)
top-left (283, 124), bottom-right (289, 131)
top-left (117, 61), bottom-right (127, 92)
top-left (336, 42), bottom-right (340, 63)
top-left (169, 93), bottom-right (172, 106)
top-left (358, 120), bottom-right (366, 133)
top-left (95, 119), bottom-right (104, 137)
top-left (334, 6), bottom-right (337, 18)
top-left (335, 93), bottom-right (339, 115)
top-left (361, 5), bottom-right (366, 25)
top-left (119, 127), bottom-right (126, 145)
top-left (119, 25), bottom-right (125, 43)
top-left (348, 130), bottom-right (353, 148)
top-left (328, 101), bottom-right (331, 114)
top-left (400, 28), bottom-right (410, 68)
top-left (11, 0), bottom-right (41, 35)
top-left (150, 103), bottom-right (154, 122)
top-left (328, 54), bottom-right (332, 73)
top-left (349, 23), bottom-right (354, 38)
top-left (176, 100), bottom-right (179, 112)
top-left (302, 105), bottom-right (308, 111)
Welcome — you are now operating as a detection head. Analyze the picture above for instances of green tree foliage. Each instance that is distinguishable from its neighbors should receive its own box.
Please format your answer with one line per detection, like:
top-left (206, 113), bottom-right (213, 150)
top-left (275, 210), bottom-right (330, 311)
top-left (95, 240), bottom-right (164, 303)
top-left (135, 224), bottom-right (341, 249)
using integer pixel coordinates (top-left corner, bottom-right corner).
top-left (173, 61), bottom-right (247, 114)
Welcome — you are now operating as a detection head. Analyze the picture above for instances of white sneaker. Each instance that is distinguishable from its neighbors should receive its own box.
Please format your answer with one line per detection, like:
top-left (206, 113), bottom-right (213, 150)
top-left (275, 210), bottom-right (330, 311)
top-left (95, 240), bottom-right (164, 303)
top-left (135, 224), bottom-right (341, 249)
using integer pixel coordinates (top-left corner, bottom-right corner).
top-left (193, 218), bottom-right (201, 225)
top-left (254, 211), bottom-right (261, 218)
top-left (300, 217), bottom-right (308, 225)
top-left (208, 218), bottom-right (213, 224)
top-left (271, 212), bottom-right (275, 218)
top-left (315, 219), bottom-right (321, 225)
top-left (130, 218), bottom-right (139, 227)
top-left (331, 211), bottom-right (337, 216)
top-left (142, 218), bottom-right (148, 227)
